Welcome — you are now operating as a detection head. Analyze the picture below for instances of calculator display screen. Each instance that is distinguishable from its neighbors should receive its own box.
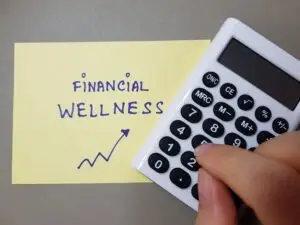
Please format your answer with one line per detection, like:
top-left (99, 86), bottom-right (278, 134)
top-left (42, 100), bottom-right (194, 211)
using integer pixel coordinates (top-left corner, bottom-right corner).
top-left (218, 38), bottom-right (300, 110)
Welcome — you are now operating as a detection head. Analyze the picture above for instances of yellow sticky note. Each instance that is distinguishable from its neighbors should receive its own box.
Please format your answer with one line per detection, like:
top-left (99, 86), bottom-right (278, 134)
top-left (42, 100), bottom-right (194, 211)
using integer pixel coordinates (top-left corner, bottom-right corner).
top-left (12, 40), bottom-right (210, 184)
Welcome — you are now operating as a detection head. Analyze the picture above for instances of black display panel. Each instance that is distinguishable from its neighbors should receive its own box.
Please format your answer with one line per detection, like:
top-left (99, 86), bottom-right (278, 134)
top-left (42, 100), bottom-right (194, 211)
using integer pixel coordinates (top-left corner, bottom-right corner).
top-left (218, 38), bottom-right (300, 110)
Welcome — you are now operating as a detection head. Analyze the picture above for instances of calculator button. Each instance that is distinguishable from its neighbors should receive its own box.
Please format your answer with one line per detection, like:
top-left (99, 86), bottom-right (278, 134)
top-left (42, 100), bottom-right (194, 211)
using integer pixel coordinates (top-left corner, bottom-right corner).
top-left (191, 184), bottom-right (199, 200)
top-left (170, 120), bottom-right (192, 140)
top-left (180, 151), bottom-right (200, 172)
top-left (148, 153), bottom-right (169, 173)
top-left (202, 72), bottom-right (220, 88)
top-left (272, 118), bottom-right (289, 134)
top-left (159, 136), bottom-right (181, 156)
top-left (220, 83), bottom-right (237, 99)
top-left (181, 104), bottom-right (202, 123)
top-left (191, 135), bottom-right (212, 148)
top-left (169, 168), bottom-right (191, 189)
top-left (192, 88), bottom-right (214, 107)
top-left (255, 106), bottom-right (272, 122)
top-left (237, 94), bottom-right (254, 111)
top-left (257, 131), bottom-right (275, 144)
top-left (248, 147), bottom-right (256, 152)
top-left (235, 116), bottom-right (257, 136)
top-left (203, 118), bottom-right (225, 138)
top-left (213, 102), bottom-right (235, 121)
top-left (224, 133), bottom-right (247, 148)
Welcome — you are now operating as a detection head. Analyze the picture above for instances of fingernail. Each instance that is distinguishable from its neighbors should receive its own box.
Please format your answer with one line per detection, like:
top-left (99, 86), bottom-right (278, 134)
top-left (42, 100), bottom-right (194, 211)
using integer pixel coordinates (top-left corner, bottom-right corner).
top-left (198, 170), bottom-right (213, 207)
top-left (195, 143), bottom-right (213, 156)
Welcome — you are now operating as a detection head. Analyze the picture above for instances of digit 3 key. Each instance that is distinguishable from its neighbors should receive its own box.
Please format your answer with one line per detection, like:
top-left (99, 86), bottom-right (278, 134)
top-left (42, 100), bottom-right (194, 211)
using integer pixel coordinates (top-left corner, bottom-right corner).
top-left (133, 18), bottom-right (300, 211)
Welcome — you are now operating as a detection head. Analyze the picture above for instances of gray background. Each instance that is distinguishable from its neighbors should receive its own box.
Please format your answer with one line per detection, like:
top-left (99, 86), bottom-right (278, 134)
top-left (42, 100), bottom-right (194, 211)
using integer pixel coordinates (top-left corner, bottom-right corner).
top-left (1, 1), bottom-right (300, 225)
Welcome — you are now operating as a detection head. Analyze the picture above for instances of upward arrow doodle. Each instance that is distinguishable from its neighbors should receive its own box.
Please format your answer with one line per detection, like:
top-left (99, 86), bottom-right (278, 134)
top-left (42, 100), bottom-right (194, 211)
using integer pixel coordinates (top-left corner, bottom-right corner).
top-left (77, 129), bottom-right (130, 169)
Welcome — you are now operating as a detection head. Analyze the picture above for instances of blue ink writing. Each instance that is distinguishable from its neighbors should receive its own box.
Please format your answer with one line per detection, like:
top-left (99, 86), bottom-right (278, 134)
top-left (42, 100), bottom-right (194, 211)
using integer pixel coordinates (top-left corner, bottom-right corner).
top-left (57, 72), bottom-right (164, 119)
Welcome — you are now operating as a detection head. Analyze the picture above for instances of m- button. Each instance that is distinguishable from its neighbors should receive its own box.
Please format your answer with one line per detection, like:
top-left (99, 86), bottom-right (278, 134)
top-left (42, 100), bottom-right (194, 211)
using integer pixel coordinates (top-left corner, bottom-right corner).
top-left (192, 88), bottom-right (214, 107)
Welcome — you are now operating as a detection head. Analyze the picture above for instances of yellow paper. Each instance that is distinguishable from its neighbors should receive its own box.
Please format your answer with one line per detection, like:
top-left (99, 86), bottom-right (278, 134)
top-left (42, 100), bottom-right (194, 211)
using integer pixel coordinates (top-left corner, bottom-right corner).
top-left (12, 40), bottom-right (210, 184)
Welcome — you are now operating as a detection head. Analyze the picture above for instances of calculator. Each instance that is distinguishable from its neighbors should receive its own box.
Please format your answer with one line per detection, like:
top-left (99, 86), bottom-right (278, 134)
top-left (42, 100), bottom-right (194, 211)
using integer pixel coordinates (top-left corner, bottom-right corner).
top-left (133, 18), bottom-right (300, 211)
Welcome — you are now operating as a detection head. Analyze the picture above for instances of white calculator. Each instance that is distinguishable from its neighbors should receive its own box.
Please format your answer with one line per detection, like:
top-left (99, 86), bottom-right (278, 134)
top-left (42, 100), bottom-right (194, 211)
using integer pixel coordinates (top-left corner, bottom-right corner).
top-left (133, 18), bottom-right (300, 211)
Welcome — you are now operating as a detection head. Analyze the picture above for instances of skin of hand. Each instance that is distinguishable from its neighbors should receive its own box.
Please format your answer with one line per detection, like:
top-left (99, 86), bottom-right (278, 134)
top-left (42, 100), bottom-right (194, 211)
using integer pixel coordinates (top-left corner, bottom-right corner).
top-left (194, 131), bottom-right (300, 225)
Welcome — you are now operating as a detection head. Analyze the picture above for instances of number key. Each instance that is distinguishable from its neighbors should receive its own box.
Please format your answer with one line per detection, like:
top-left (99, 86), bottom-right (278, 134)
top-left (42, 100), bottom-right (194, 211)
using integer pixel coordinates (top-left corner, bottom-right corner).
top-left (224, 132), bottom-right (247, 148)
top-left (191, 134), bottom-right (212, 148)
top-left (170, 120), bottom-right (192, 140)
top-left (202, 118), bottom-right (225, 138)
top-left (148, 153), bottom-right (169, 173)
top-left (159, 136), bottom-right (181, 156)
top-left (181, 104), bottom-right (202, 123)
top-left (180, 151), bottom-right (200, 172)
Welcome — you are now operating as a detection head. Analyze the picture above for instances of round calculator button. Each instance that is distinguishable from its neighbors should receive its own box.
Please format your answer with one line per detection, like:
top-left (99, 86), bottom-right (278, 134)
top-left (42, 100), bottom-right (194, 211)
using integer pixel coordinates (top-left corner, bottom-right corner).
top-left (191, 134), bottom-right (212, 149)
top-left (257, 131), bottom-right (275, 144)
top-left (202, 118), bottom-right (225, 138)
top-left (170, 120), bottom-right (192, 140)
top-left (191, 88), bottom-right (214, 107)
top-left (224, 132), bottom-right (247, 149)
top-left (181, 104), bottom-right (202, 124)
top-left (213, 102), bottom-right (236, 121)
top-left (148, 153), bottom-right (169, 173)
top-left (180, 151), bottom-right (200, 172)
top-left (202, 72), bottom-right (220, 88)
top-left (235, 116), bottom-right (257, 136)
top-left (191, 184), bottom-right (199, 200)
top-left (220, 83), bottom-right (237, 99)
top-left (169, 168), bottom-right (191, 189)
top-left (272, 118), bottom-right (289, 134)
top-left (248, 147), bottom-right (256, 152)
top-left (237, 94), bottom-right (254, 111)
top-left (159, 136), bottom-right (181, 156)
top-left (255, 106), bottom-right (272, 122)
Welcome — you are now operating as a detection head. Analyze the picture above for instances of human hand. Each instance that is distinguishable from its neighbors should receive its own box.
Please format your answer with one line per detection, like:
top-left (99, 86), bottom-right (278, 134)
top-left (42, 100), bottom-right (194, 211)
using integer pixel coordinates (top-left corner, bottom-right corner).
top-left (194, 131), bottom-right (300, 225)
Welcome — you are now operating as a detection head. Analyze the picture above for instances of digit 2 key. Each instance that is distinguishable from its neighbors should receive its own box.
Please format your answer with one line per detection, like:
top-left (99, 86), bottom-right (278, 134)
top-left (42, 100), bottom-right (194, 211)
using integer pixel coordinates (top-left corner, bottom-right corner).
top-left (133, 18), bottom-right (300, 211)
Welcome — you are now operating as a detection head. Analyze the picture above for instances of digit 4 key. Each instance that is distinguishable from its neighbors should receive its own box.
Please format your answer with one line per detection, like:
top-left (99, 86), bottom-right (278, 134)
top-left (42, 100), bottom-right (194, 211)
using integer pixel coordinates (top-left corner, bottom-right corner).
top-left (133, 18), bottom-right (300, 211)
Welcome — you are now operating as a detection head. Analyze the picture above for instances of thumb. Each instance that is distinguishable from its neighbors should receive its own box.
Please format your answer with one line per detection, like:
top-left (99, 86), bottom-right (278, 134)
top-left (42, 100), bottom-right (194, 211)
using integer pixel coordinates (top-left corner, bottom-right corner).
top-left (195, 169), bottom-right (237, 225)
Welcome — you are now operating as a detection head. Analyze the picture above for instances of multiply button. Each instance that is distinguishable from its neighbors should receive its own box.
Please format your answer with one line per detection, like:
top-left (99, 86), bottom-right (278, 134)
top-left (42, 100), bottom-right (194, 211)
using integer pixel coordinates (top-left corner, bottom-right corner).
top-left (235, 116), bottom-right (257, 136)
top-left (213, 102), bottom-right (235, 121)
top-left (148, 153), bottom-right (169, 173)
top-left (202, 72), bottom-right (220, 88)
top-left (220, 83), bottom-right (237, 99)
top-left (169, 168), bottom-right (191, 189)
top-left (159, 136), bottom-right (181, 156)
top-left (273, 118), bottom-right (289, 134)
top-left (203, 118), bottom-right (225, 138)
top-left (255, 106), bottom-right (272, 122)
top-left (170, 120), bottom-right (192, 140)
top-left (191, 134), bottom-right (212, 148)
top-left (181, 151), bottom-right (200, 172)
top-left (181, 104), bottom-right (202, 124)
top-left (224, 133), bottom-right (247, 148)
top-left (237, 94), bottom-right (254, 111)
top-left (192, 88), bottom-right (214, 107)
top-left (257, 131), bottom-right (275, 144)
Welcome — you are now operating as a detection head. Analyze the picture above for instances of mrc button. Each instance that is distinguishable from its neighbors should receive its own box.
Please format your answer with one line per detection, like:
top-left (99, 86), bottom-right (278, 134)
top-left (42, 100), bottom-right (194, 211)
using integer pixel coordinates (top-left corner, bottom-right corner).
top-left (192, 88), bottom-right (214, 107)
top-left (202, 72), bottom-right (220, 88)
